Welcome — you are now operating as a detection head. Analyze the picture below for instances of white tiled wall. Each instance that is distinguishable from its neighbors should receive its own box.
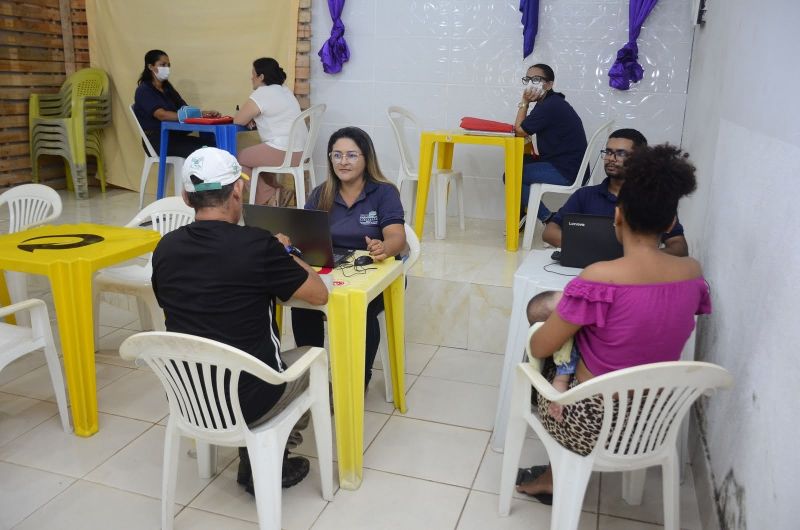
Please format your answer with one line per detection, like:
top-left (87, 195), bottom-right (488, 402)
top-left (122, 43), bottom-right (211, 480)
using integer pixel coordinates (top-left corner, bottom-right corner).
top-left (310, 0), bottom-right (694, 219)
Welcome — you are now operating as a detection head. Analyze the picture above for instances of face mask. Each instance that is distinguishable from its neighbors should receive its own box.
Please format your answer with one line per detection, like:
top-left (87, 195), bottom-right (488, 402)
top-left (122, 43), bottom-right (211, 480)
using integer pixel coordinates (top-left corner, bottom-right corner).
top-left (155, 66), bottom-right (170, 81)
top-left (526, 80), bottom-right (543, 92)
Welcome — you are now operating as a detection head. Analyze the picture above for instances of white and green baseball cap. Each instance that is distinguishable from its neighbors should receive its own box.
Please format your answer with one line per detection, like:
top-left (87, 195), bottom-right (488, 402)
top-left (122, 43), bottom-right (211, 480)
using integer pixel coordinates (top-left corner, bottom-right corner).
top-left (182, 147), bottom-right (247, 192)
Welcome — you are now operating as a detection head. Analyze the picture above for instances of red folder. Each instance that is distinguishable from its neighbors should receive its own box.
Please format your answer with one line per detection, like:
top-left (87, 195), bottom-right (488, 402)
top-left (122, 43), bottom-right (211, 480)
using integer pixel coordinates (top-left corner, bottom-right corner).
top-left (460, 117), bottom-right (514, 133)
top-left (183, 116), bottom-right (234, 125)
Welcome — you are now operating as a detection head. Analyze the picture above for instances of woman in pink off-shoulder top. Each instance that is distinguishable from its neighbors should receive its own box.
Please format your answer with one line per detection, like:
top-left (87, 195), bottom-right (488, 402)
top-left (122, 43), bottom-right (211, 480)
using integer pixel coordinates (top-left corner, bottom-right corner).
top-left (516, 144), bottom-right (710, 503)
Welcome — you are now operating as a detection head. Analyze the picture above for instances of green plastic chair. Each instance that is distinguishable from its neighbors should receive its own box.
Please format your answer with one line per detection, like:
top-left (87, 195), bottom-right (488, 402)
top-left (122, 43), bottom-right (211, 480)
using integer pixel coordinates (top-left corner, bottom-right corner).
top-left (29, 68), bottom-right (112, 198)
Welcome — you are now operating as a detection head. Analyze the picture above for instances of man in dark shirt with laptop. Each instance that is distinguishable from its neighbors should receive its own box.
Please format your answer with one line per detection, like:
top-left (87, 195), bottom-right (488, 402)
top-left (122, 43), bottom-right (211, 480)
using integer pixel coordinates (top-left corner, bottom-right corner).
top-left (542, 128), bottom-right (689, 257)
top-left (151, 147), bottom-right (329, 493)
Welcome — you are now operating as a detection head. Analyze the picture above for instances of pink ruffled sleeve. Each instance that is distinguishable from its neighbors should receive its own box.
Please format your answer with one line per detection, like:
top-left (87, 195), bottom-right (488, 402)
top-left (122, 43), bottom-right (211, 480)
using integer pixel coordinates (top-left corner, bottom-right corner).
top-left (696, 279), bottom-right (712, 315)
top-left (556, 278), bottom-right (615, 327)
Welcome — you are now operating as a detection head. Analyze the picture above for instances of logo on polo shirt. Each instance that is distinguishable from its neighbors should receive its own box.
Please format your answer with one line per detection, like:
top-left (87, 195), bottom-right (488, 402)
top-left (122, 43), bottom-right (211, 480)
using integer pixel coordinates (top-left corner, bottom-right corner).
top-left (359, 210), bottom-right (379, 226)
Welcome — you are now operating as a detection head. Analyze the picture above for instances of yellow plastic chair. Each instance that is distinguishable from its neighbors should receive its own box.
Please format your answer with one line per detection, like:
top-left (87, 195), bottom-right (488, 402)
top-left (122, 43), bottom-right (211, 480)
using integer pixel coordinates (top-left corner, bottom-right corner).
top-left (29, 68), bottom-right (111, 198)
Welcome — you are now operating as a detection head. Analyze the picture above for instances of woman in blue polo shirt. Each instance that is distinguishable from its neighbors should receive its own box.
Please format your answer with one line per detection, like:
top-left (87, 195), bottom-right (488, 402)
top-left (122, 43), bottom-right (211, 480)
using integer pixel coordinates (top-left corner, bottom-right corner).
top-left (291, 127), bottom-right (407, 388)
top-left (132, 49), bottom-right (220, 158)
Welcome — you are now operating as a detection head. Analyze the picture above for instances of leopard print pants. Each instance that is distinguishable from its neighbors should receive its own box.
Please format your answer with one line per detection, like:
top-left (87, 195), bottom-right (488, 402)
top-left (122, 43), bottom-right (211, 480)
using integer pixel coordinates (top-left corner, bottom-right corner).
top-left (536, 369), bottom-right (604, 457)
top-left (536, 364), bottom-right (639, 457)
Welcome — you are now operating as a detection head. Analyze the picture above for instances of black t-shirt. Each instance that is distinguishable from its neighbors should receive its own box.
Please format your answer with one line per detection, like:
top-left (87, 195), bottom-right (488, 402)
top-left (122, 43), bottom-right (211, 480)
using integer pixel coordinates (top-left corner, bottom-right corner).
top-left (152, 220), bottom-right (309, 422)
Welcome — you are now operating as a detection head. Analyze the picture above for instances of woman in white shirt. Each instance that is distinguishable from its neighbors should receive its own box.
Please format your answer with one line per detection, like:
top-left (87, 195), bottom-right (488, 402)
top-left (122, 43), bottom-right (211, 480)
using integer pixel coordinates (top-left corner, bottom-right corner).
top-left (234, 58), bottom-right (308, 205)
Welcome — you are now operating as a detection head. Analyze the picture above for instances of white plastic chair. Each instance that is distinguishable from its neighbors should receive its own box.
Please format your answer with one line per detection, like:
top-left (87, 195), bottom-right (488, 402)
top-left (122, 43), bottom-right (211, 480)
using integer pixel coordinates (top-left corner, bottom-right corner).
top-left (521, 119), bottom-right (615, 250)
top-left (387, 106), bottom-right (464, 239)
top-left (93, 197), bottom-right (194, 340)
top-left (498, 328), bottom-right (733, 530)
top-left (249, 104), bottom-right (326, 208)
top-left (377, 224), bottom-right (419, 402)
top-left (118, 331), bottom-right (333, 530)
top-left (130, 104), bottom-right (185, 209)
top-left (0, 184), bottom-right (62, 327)
top-left (0, 299), bottom-right (71, 433)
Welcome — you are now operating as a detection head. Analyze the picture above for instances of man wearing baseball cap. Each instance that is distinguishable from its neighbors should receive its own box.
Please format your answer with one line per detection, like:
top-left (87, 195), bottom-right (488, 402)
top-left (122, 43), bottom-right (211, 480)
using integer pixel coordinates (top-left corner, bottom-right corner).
top-left (151, 147), bottom-right (329, 492)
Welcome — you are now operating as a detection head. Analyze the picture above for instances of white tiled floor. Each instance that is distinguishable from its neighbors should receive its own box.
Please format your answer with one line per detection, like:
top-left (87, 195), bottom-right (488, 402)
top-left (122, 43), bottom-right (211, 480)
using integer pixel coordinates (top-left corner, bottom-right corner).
top-left (0, 189), bottom-right (703, 529)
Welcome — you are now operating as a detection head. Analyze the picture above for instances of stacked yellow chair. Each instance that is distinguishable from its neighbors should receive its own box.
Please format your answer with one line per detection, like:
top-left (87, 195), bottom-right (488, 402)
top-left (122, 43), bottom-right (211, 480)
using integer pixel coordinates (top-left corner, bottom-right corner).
top-left (29, 68), bottom-right (112, 199)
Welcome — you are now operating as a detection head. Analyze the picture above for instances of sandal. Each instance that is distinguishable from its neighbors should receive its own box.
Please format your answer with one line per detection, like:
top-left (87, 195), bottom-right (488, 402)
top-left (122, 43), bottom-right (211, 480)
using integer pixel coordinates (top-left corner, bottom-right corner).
top-left (515, 465), bottom-right (553, 505)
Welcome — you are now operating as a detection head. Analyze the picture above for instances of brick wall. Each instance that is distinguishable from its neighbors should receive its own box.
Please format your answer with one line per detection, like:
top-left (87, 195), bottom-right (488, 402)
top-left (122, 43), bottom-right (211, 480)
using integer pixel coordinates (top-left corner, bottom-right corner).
top-left (294, 0), bottom-right (311, 109)
top-left (1, 0), bottom-right (311, 189)
top-left (0, 0), bottom-right (90, 188)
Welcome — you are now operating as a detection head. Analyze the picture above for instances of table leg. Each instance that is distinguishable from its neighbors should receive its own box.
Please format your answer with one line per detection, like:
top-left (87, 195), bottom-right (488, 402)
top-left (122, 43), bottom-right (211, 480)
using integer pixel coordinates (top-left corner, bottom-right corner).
top-left (212, 125), bottom-right (227, 152)
top-left (437, 142), bottom-right (454, 170)
top-left (49, 261), bottom-right (99, 436)
top-left (0, 272), bottom-right (16, 324)
top-left (219, 125), bottom-right (239, 155)
top-left (383, 273), bottom-right (407, 412)
top-left (275, 303), bottom-right (283, 338)
top-left (413, 135), bottom-right (435, 239)
top-left (503, 139), bottom-right (522, 252)
top-left (327, 290), bottom-right (367, 490)
top-left (157, 126), bottom-right (170, 200)
top-left (490, 276), bottom-right (538, 452)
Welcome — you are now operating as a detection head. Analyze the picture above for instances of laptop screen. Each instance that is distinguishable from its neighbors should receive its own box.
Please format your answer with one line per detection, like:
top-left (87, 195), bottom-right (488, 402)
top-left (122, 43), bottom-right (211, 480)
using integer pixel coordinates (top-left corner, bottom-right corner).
top-left (242, 205), bottom-right (336, 268)
top-left (560, 213), bottom-right (623, 268)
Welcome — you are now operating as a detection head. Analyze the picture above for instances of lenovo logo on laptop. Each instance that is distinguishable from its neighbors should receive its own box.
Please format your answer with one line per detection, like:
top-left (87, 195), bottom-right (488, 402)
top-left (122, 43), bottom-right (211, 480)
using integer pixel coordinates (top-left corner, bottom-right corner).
top-left (567, 221), bottom-right (585, 227)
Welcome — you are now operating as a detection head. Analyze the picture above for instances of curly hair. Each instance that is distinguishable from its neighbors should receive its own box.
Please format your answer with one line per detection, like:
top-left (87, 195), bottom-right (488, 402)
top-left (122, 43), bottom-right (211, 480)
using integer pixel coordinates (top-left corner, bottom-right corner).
top-left (617, 144), bottom-right (697, 235)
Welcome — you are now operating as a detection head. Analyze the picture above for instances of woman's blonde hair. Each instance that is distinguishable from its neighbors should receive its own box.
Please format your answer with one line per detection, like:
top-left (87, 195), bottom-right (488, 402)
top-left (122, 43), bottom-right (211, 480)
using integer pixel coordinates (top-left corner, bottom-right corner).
top-left (316, 127), bottom-right (395, 212)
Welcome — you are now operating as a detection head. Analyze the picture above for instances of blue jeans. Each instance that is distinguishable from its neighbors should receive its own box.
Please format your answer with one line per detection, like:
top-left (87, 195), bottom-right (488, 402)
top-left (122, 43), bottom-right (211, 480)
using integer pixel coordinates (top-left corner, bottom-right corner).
top-left (521, 161), bottom-right (572, 221)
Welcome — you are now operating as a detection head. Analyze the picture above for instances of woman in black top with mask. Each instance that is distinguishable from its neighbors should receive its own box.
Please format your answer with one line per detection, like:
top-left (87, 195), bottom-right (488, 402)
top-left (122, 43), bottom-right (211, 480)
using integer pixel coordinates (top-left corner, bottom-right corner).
top-left (133, 49), bottom-right (220, 158)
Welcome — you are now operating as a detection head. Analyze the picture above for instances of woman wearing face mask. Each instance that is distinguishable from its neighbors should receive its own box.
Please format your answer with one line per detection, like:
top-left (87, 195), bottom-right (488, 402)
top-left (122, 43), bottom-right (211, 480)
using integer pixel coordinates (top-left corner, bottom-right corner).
top-left (233, 57), bottom-right (307, 205)
top-left (513, 63), bottom-right (587, 226)
top-left (133, 49), bottom-right (220, 158)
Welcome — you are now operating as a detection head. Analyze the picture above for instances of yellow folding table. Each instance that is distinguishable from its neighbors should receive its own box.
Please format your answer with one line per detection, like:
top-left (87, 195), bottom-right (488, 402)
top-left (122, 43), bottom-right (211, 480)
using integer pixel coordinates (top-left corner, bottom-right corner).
top-left (0, 223), bottom-right (161, 436)
top-left (412, 130), bottom-right (525, 252)
top-left (282, 251), bottom-right (406, 490)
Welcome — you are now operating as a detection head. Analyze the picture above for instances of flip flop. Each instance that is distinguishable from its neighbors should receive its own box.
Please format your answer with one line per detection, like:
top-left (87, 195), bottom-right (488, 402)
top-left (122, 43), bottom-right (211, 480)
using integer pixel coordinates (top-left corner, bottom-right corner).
top-left (515, 465), bottom-right (553, 506)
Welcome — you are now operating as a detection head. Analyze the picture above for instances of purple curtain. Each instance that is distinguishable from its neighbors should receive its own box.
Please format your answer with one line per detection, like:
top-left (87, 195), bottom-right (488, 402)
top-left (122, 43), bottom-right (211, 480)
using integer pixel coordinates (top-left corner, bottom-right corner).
top-left (318, 0), bottom-right (350, 74)
top-left (519, 0), bottom-right (540, 58)
top-left (608, 0), bottom-right (658, 90)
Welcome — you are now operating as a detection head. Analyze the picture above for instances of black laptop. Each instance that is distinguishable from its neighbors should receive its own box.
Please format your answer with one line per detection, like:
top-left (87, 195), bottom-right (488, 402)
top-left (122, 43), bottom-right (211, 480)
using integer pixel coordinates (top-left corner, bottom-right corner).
top-left (558, 213), bottom-right (623, 268)
top-left (242, 205), bottom-right (354, 268)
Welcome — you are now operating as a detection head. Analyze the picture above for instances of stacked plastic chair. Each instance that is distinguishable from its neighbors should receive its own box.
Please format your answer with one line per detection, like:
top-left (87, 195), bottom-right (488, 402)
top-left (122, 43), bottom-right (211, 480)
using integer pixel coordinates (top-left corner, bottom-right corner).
top-left (29, 68), bottom-right (112, 199)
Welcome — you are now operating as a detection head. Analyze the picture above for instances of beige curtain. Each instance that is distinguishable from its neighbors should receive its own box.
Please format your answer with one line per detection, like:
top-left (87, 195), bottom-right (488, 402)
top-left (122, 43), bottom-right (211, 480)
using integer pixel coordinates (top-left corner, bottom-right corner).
top-left (86, 0), bottom-right (300, 192)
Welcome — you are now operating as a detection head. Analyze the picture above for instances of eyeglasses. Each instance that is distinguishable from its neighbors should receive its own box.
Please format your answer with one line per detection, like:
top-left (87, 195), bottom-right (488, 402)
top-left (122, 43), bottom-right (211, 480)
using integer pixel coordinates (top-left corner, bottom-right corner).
top-left (521, 75), bottom-right (547, 84)
top-left (329, 151), bottom-right (362, 164)
top-left (600, 148), bottom-right (630, 160)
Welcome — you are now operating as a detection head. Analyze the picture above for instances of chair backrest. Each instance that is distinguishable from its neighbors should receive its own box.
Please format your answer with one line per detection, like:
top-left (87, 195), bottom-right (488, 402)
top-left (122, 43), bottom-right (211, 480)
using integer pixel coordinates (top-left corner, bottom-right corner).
top-left (549, 361), bottom-right (733, 464)
top-left (129, 104), bottom-right (158, 158)
top-left (577, 119), bottom-right (615, 186)
top-left (0, 184), bottom-right (62, 233)
top-left (65, 68), bottom-right (109, 99)
top-left (126, 196), bottom-right (194, 235)
top-left (119, 331), bottom-right (292, 445)
top-left (387, 106), bottom-right (420, 177)
top-left (279, 103), bottom-right (326, 168)
top-left (403, 223), bottom-right (420, 274)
